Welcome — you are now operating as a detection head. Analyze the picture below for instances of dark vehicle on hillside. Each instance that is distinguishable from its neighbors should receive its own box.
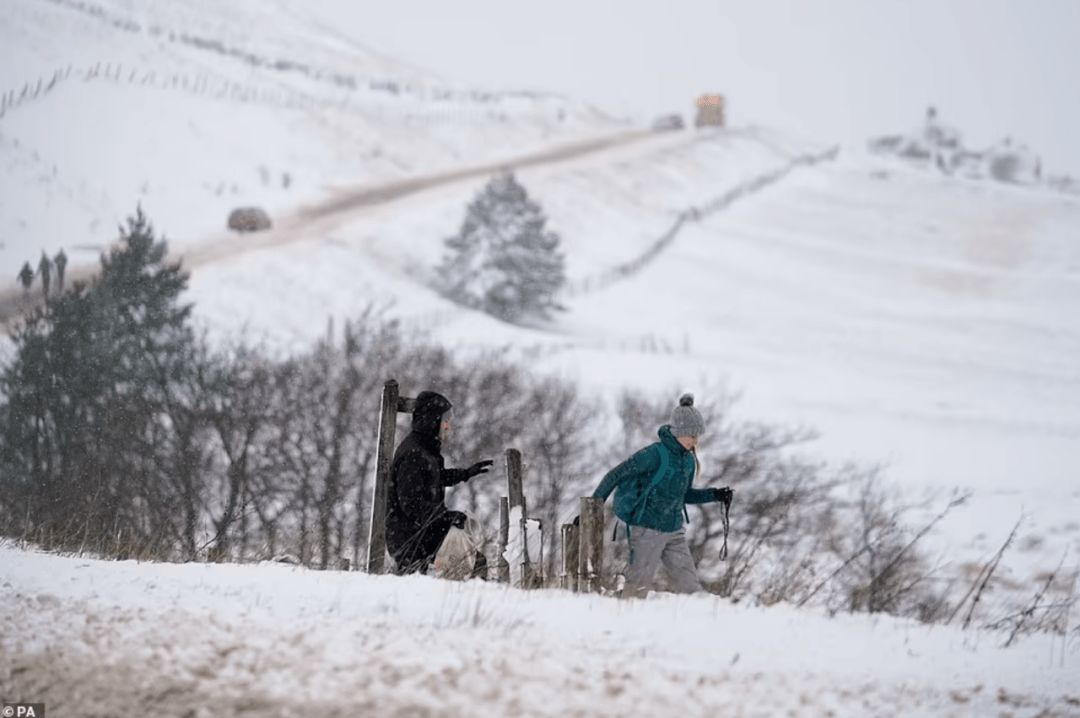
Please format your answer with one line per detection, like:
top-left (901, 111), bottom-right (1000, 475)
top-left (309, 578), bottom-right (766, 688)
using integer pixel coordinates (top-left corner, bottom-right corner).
top-left (227, 207), bottom-right (272, 233)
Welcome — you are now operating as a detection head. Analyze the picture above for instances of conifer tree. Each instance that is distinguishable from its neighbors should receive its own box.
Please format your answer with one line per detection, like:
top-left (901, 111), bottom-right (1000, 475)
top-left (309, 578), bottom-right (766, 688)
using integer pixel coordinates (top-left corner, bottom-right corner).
top-left (438, 172), bottom-right (565, 322)
top-left (0, 207), bottom-right (195, 550)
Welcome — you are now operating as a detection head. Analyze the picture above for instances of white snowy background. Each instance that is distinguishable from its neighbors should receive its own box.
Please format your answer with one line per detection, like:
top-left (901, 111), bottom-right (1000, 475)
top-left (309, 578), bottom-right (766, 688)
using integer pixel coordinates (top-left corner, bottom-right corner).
top-left (1, 0), bottom-right (1079, 715)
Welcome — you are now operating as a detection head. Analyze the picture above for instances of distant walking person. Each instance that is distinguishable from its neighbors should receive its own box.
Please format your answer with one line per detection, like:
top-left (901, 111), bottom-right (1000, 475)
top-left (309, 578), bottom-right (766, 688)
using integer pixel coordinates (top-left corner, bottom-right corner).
top-left (37, 252), bottom-right (52, 298)
top-left (53, 248), bottom-right (67, 294)
top-left (17, 262), bottom-right (34, 296)
top-left (386, 390), bottom-right (493, 576)
top-left (592, 393), bottom-right (733, 598)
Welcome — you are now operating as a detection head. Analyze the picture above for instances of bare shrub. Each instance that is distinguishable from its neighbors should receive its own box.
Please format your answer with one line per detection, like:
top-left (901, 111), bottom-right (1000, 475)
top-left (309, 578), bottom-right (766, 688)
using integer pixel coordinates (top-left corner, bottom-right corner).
top-left (802, 478), bottom-right (966, 619)
top-left (250, 310), bottom-right (407, 568)
top-left (696, 419), bottom-right (838, 605)
top-left (984, 552), bottom-right (1079, 647)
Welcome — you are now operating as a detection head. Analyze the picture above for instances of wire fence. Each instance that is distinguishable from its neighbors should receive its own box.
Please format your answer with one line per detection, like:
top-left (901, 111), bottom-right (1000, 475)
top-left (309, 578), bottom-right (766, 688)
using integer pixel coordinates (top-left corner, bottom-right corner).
top-left (0, 59), bottom-right (576, 127)
top-left (560, 144), bottom-right (841, 300)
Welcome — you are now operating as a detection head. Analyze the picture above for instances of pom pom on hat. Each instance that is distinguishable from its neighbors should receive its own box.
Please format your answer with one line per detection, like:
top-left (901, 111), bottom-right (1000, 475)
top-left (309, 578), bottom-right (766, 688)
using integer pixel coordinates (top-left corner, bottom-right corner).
top-left (679, 393), bottom-right (694, 407)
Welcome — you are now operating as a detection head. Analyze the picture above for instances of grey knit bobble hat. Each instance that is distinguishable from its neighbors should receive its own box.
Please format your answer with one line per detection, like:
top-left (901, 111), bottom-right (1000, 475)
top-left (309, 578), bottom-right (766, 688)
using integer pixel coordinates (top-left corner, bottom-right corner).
top-left (669, 393), bottom-right (705, 438)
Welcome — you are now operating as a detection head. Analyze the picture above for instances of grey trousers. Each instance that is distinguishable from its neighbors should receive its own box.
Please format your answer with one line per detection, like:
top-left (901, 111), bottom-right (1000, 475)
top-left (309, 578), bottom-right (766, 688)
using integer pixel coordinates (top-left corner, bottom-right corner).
top-left (622, 525), bottom-right (704, 598)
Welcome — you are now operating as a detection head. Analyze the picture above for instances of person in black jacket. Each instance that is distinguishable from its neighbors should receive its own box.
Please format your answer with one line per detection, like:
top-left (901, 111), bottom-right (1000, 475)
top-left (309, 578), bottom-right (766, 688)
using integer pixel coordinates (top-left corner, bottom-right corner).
top-left (386, 390), bottom-right (493, 575)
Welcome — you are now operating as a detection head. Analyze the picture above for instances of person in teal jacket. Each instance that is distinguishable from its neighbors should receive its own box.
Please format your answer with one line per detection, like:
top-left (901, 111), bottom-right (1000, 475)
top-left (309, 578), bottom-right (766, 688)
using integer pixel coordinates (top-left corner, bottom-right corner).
top-left (592, 393), bottom-right (733, 598)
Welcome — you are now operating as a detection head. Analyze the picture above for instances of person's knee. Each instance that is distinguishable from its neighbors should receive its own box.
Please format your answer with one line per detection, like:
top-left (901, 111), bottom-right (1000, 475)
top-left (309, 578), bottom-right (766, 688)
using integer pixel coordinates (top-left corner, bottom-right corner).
top-left (663, 557), bottom-right (703, 593)
top-left (667, 566), bottom-right (704, 594)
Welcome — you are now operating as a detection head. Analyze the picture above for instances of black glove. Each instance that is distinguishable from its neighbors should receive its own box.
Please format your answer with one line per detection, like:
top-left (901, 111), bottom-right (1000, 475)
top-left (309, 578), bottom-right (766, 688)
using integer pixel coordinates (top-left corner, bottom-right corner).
top-left (714, 487), bottom-right (734, 504)
top-left (448, 511), bottom-right (467, 529)
top-left (466, 459), bottom-right (494, 478)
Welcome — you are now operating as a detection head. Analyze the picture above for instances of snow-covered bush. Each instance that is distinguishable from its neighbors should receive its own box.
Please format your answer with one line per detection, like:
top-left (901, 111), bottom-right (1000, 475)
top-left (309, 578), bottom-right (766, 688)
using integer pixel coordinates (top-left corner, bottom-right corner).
top-left (983, 138), bottom-right (1041, 184)
top-left (1047, 173), bottom-right (1080, 195)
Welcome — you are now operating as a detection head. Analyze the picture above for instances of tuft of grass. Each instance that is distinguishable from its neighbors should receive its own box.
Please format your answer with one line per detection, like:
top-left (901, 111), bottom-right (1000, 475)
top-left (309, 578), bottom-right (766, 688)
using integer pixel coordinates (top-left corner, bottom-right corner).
top-left (431, 590), bottom-right (531, 636)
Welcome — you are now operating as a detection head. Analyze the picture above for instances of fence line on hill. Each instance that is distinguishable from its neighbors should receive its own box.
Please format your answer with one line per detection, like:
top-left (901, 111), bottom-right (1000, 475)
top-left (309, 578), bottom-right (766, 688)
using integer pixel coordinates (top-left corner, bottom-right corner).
top-left (0, 61), bottom-right (573, 126)
top-left (559, 144), bottom-right (841, 300)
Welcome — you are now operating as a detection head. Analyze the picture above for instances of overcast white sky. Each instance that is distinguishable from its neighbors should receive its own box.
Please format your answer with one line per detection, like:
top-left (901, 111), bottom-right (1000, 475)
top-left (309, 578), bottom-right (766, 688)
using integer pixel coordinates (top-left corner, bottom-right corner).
top-left (294, 0), bottom-right (1080, 176)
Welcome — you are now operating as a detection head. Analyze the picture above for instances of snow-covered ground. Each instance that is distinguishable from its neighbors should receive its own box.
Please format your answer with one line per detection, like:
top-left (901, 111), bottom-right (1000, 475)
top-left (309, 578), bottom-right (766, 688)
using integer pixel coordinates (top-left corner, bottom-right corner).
top-left (2, 541), bottom-right (1077, 717)
top-left (2, 0), bottom-right (1080, 715)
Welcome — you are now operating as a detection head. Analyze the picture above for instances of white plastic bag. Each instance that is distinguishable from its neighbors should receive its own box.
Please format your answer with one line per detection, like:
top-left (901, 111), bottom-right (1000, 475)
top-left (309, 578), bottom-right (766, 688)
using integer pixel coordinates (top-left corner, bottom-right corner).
top-left (434, 527), bottom-right (474, 580)
top-left (434, 512), bottom-right (483, 580)
top-left (502, 506), bottom-right (543, 589)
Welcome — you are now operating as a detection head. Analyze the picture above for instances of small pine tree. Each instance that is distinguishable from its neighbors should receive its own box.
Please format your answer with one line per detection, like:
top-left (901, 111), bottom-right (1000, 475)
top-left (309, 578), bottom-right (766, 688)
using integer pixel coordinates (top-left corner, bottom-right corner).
top-left (438, 172), bottom-right (565, 322)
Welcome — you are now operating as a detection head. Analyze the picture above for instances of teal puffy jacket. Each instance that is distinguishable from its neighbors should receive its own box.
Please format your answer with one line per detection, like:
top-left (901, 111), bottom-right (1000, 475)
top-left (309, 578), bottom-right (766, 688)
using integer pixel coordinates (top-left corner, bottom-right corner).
top-left (593, 425), bottom-right (716, 532)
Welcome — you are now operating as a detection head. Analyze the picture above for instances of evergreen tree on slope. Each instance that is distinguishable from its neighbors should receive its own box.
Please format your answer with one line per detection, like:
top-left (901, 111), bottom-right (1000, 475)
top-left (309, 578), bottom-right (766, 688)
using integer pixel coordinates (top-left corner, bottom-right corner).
top-left (0, 208), bottom-right (194, 547)
top-left (439, 172), bottom-right (565, 322)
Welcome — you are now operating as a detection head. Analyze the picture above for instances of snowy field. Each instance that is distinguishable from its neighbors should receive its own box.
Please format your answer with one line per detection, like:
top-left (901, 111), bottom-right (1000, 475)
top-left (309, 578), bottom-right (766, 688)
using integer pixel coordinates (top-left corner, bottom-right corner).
top-left (2, 542), bottom-right (1077, 717)
top-left (2, 0), bottom-right (1080, 715)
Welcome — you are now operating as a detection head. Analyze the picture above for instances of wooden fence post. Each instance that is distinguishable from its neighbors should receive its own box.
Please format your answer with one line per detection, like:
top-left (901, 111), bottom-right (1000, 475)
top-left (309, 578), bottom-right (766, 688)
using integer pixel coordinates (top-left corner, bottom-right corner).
top-left (505, 448), bottom-right (541, 588)
top-left (506, 448), bottom-right (525, 512)
top-left (497, 497), bottom-right (510, 583)
top-left (364, 380), bottom-right (417, 574)
top-left (505, 448), bottom-right (529, 586)
top-left (562, 522), bottom-right (580, 591)
top-left (578, 497), bottom-right (605, 593)
top-left (366, 380), bottom-right (399, 573)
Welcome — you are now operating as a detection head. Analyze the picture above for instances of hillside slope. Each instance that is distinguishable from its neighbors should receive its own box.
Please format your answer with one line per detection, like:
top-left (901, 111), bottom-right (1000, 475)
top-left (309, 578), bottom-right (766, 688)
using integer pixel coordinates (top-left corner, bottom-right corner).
top-left (169, 111), bottom-right (1080, 600)
top-left (0, 0), bottom-right (622, 285)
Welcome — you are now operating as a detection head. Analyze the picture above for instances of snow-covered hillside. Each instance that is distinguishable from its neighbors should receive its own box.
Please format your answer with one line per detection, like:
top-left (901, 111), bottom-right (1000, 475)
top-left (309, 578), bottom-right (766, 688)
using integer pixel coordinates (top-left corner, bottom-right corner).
top-left (0, 0), bottom-right (622, 285)
top-left (2, 542), bottom-right (1076, 717)
top-left (177, 126), bottom-right (1080, 601)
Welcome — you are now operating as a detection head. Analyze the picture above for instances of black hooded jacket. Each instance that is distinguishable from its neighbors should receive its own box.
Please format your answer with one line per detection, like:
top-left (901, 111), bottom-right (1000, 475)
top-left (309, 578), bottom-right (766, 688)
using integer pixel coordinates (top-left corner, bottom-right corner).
top-left (385, 391), bottom-right (471, 565)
